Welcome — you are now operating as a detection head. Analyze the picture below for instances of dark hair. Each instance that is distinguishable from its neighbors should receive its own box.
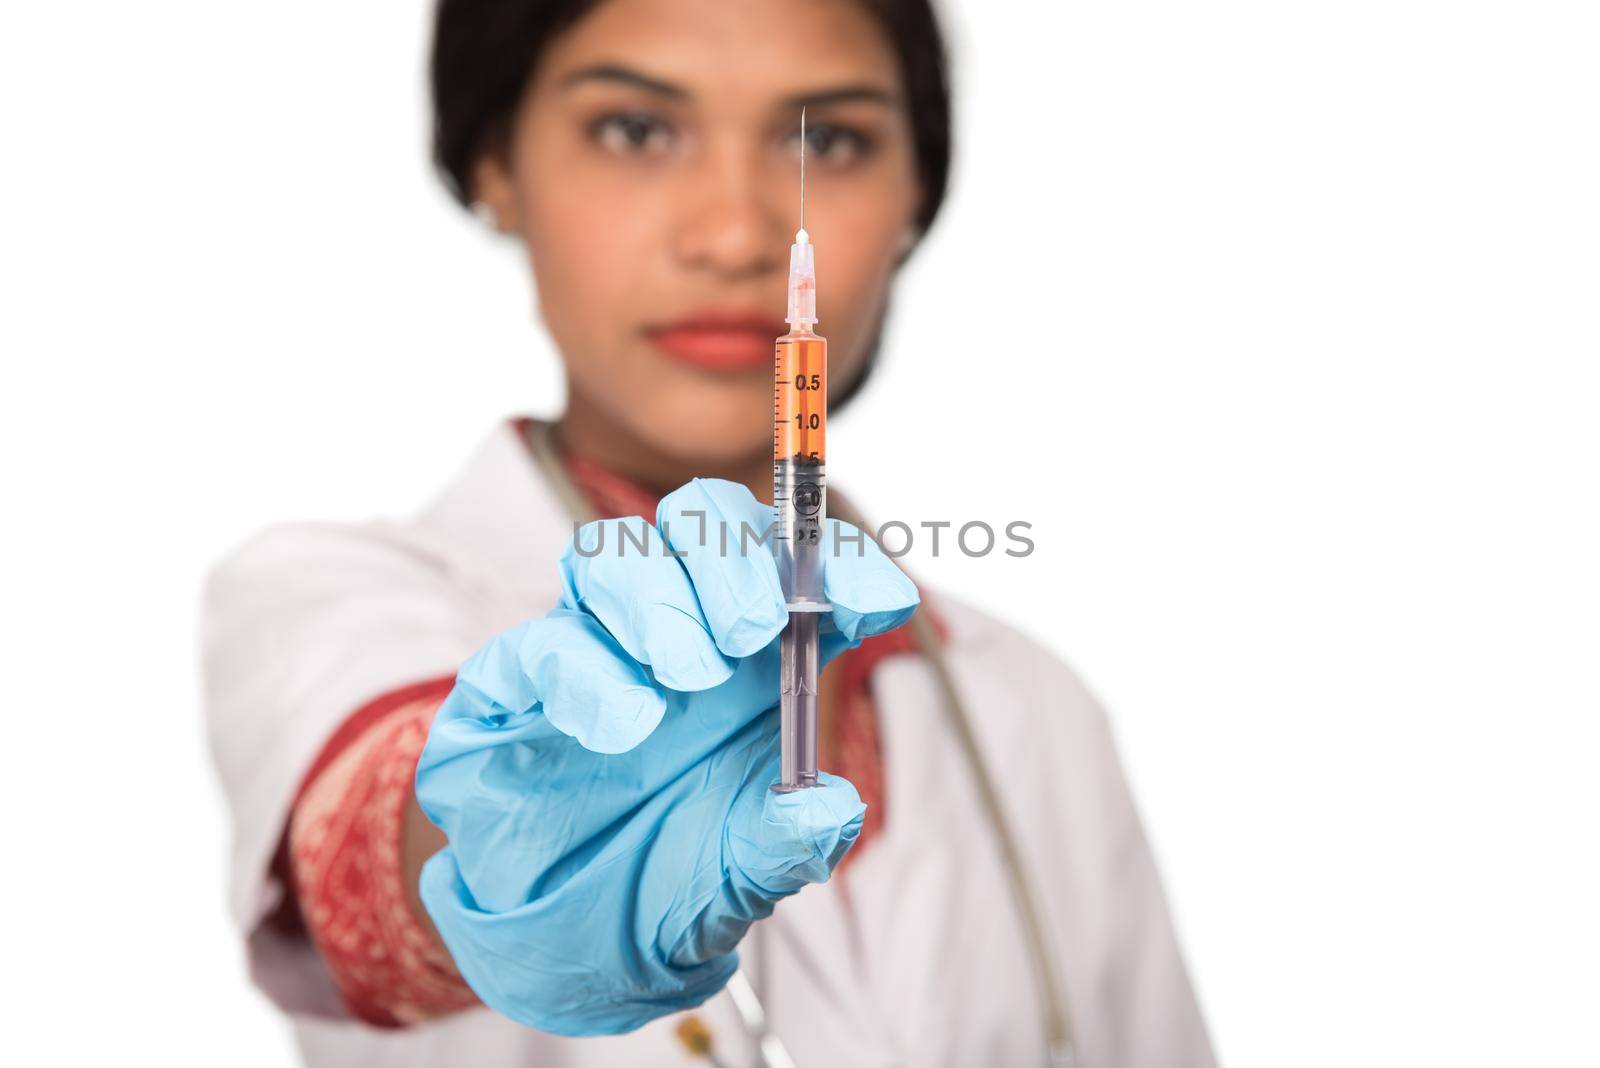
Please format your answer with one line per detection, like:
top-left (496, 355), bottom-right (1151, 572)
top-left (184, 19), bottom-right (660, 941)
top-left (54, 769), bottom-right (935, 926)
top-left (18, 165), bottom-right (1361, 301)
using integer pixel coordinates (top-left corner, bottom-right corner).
top-left (429, 0), bottom-right (952, 403)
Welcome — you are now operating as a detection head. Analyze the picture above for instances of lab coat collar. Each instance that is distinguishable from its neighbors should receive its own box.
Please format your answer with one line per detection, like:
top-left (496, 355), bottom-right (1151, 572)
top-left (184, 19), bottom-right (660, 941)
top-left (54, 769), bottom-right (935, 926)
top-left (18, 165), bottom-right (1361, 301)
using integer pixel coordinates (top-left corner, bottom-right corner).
top-left (411, 418), bottom-right (575, 617)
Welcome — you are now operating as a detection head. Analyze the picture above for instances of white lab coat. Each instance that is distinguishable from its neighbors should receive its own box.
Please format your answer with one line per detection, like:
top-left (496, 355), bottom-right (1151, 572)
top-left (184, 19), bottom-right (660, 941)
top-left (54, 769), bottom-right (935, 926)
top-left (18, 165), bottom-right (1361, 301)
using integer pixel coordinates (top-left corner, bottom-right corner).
top-left (203, 421), bottom-right (1214, 1068)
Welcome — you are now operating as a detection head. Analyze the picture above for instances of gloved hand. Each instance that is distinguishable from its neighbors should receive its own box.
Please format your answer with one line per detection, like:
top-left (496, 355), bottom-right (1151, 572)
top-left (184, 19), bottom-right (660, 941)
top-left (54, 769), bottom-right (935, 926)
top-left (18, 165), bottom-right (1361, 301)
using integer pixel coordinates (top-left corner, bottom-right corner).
top-left (416, 478), bottom-right (919, 1036)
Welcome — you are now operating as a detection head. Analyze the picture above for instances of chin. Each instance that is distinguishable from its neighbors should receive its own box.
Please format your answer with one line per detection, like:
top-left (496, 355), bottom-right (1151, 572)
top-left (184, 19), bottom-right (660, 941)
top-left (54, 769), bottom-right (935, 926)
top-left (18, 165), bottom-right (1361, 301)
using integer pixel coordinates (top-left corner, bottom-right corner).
top-left (639, 393), bottom-right (769, 468)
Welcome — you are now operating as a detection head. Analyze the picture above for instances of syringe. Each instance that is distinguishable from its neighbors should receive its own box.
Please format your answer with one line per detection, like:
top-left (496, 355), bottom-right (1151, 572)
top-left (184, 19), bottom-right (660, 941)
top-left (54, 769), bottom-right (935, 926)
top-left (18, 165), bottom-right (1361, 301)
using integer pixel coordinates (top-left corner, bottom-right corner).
top-left (772, 109), bottom-right (828, 792)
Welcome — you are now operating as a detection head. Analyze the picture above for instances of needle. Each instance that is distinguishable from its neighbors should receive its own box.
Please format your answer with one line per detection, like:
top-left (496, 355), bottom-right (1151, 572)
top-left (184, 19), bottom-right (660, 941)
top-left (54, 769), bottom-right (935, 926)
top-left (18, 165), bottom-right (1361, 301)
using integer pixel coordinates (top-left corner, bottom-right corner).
top-left (799, 106), bottom-right (806, 233)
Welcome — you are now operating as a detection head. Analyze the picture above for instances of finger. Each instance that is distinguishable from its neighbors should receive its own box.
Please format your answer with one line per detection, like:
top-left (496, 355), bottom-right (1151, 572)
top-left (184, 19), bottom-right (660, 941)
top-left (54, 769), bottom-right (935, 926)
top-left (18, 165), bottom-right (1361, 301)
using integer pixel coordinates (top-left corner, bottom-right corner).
top-left (561, 519), bottom-right (735, 693)
top-left (451, 620), bottom-right (541, 714)
top-left (726, 771), bottom-right (866, 898)
top-left (521, 608), bottom-right (668, 754)
top-left (821, 520), bottom-right (920, 643)
top-left (657, 479), bottom-right (787, 658)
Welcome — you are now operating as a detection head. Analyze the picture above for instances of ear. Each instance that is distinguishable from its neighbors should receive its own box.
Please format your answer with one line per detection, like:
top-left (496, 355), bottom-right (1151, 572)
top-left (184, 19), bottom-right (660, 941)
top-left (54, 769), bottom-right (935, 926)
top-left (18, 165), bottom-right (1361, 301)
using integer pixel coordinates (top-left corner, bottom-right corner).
top-left (471, 151), bottom-right (522, 234)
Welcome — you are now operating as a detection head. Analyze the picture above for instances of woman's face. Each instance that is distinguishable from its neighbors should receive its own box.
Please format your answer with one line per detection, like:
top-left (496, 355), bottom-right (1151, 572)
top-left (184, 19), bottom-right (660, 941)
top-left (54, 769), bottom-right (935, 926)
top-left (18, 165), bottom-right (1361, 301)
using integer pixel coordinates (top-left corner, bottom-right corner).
top-left (475, 0), bottom-right (921, 469)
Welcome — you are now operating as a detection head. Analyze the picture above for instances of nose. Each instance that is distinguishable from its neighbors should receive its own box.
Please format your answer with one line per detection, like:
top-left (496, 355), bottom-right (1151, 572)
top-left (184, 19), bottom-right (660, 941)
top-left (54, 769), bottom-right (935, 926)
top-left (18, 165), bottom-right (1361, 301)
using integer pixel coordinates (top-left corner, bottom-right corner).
top-left (671, 138), bottom-right (787, 281)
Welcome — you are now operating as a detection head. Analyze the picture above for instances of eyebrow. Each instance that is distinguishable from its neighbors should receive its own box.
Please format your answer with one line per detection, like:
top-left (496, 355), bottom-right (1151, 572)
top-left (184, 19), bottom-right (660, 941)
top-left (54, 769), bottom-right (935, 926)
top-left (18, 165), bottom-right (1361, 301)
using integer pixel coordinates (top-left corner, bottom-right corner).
top-left (559, 64), bottom-right (688, 99)
top-left (783, 85), bottom-right (899, 110)
top-left (558, 63), bottom-right (899, 111)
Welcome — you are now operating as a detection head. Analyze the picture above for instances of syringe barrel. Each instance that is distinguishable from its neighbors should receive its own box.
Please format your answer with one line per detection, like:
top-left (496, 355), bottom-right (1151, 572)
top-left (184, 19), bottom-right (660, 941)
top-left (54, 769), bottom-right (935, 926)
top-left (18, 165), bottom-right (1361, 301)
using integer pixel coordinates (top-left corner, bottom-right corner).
top-left (773, 327), bottom-right (828, 608)
top-left (773, 325), bottom-right (828, 792)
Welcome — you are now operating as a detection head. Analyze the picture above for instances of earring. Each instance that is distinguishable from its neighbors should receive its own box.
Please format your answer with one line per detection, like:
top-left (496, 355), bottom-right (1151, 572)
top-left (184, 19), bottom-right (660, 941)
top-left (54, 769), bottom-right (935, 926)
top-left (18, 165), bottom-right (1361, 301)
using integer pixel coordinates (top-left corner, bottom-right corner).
top-left (471, 201), bottom-right (500, 230)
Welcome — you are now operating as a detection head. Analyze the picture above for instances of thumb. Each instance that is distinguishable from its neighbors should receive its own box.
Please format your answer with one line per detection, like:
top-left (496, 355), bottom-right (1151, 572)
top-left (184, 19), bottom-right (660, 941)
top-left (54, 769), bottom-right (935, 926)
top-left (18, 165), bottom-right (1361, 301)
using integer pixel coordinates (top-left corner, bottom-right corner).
top-left (728, 772), bottom-right (866, 897)
top-left (666, 772), bottom-right (865, 969)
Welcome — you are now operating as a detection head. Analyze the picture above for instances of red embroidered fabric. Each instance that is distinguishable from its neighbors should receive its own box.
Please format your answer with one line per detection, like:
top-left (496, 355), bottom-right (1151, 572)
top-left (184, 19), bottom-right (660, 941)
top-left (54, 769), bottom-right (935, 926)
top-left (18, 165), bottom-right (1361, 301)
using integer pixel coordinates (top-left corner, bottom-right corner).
top-left (286, 679), bottom-right (476, 1026)
top-left (284, 442), bottom-right (929, 1026)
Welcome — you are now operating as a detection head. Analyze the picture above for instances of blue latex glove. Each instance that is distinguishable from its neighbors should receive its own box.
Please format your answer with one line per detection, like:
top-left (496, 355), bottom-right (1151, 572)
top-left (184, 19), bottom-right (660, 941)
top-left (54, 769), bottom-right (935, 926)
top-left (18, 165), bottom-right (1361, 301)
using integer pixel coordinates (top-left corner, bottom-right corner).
top-left (416, 478), bottom-right (919, 1036)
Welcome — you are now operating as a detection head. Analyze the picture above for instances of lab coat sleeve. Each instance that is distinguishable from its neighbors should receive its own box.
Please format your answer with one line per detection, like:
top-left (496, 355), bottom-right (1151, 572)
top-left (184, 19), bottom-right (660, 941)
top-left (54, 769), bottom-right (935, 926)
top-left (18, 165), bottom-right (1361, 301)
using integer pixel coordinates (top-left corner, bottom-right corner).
top-left (200, 521), bottom-right (484, 1014)
top-left (1038, 660), bottom-right (1216, 1067)
top-left (1079, 696), bottom-right (1215, 1066)
top-left (948, 599), bottom-right (1215, 1067)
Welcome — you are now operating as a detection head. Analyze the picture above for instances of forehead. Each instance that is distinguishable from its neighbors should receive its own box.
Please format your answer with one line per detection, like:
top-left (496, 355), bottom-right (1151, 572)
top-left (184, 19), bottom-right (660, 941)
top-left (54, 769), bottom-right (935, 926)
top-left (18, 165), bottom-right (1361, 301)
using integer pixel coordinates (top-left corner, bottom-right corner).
top-left (536, 0), bottom-right (903, 107)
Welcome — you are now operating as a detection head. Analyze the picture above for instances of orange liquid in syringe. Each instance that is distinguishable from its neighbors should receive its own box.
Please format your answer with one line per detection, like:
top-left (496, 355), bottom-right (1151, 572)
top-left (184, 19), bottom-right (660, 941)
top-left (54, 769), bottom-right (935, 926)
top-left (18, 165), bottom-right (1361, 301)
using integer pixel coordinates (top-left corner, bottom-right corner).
top-left (774, 327), bottom-right (827, 465)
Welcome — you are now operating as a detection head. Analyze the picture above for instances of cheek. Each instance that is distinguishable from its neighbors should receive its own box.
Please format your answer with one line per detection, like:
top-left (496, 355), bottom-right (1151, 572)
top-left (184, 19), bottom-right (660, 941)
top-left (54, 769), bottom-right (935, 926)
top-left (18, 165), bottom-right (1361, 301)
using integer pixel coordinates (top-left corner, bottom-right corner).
top-left (821, 189), bottom-right (914, 376)
top-left (521, 168), bottom-right (657, 360)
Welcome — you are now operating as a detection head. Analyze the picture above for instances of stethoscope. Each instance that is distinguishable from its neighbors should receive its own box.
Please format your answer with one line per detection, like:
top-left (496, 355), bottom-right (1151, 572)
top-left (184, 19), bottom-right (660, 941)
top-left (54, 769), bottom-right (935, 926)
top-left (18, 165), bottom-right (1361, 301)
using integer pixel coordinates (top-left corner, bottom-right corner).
top-left (524, 420), bottom-right (1077, 1068)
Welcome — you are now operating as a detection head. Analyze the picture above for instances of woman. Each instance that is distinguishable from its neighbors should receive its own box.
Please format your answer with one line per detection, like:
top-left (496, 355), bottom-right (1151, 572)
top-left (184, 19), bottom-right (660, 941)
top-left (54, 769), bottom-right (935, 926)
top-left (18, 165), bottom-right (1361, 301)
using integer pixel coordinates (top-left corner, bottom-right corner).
top-left (204, 1), bottom-right (1214, 1065)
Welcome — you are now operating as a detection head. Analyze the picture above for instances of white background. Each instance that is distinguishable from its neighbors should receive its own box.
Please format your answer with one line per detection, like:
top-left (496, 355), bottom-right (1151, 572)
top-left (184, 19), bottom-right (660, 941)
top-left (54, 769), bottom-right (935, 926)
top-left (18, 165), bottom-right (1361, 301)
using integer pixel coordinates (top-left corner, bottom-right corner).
top-left (2, 1), bottom-right (1596, 1065)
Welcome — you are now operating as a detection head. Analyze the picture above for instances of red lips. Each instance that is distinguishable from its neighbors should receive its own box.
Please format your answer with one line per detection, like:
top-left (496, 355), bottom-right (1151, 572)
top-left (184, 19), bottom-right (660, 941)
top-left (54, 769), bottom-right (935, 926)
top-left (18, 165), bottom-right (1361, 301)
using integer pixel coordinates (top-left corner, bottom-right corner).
top-left (645, 310), bottom-right (785, 372)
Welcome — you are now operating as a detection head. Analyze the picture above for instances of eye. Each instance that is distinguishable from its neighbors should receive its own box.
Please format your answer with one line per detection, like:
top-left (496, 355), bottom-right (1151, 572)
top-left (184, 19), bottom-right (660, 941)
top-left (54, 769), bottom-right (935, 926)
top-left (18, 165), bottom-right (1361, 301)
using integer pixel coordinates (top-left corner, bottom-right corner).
top-left (589, 112), bottom-right (675, 157)
top-left (791, 122), bottom-right (874, 166)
